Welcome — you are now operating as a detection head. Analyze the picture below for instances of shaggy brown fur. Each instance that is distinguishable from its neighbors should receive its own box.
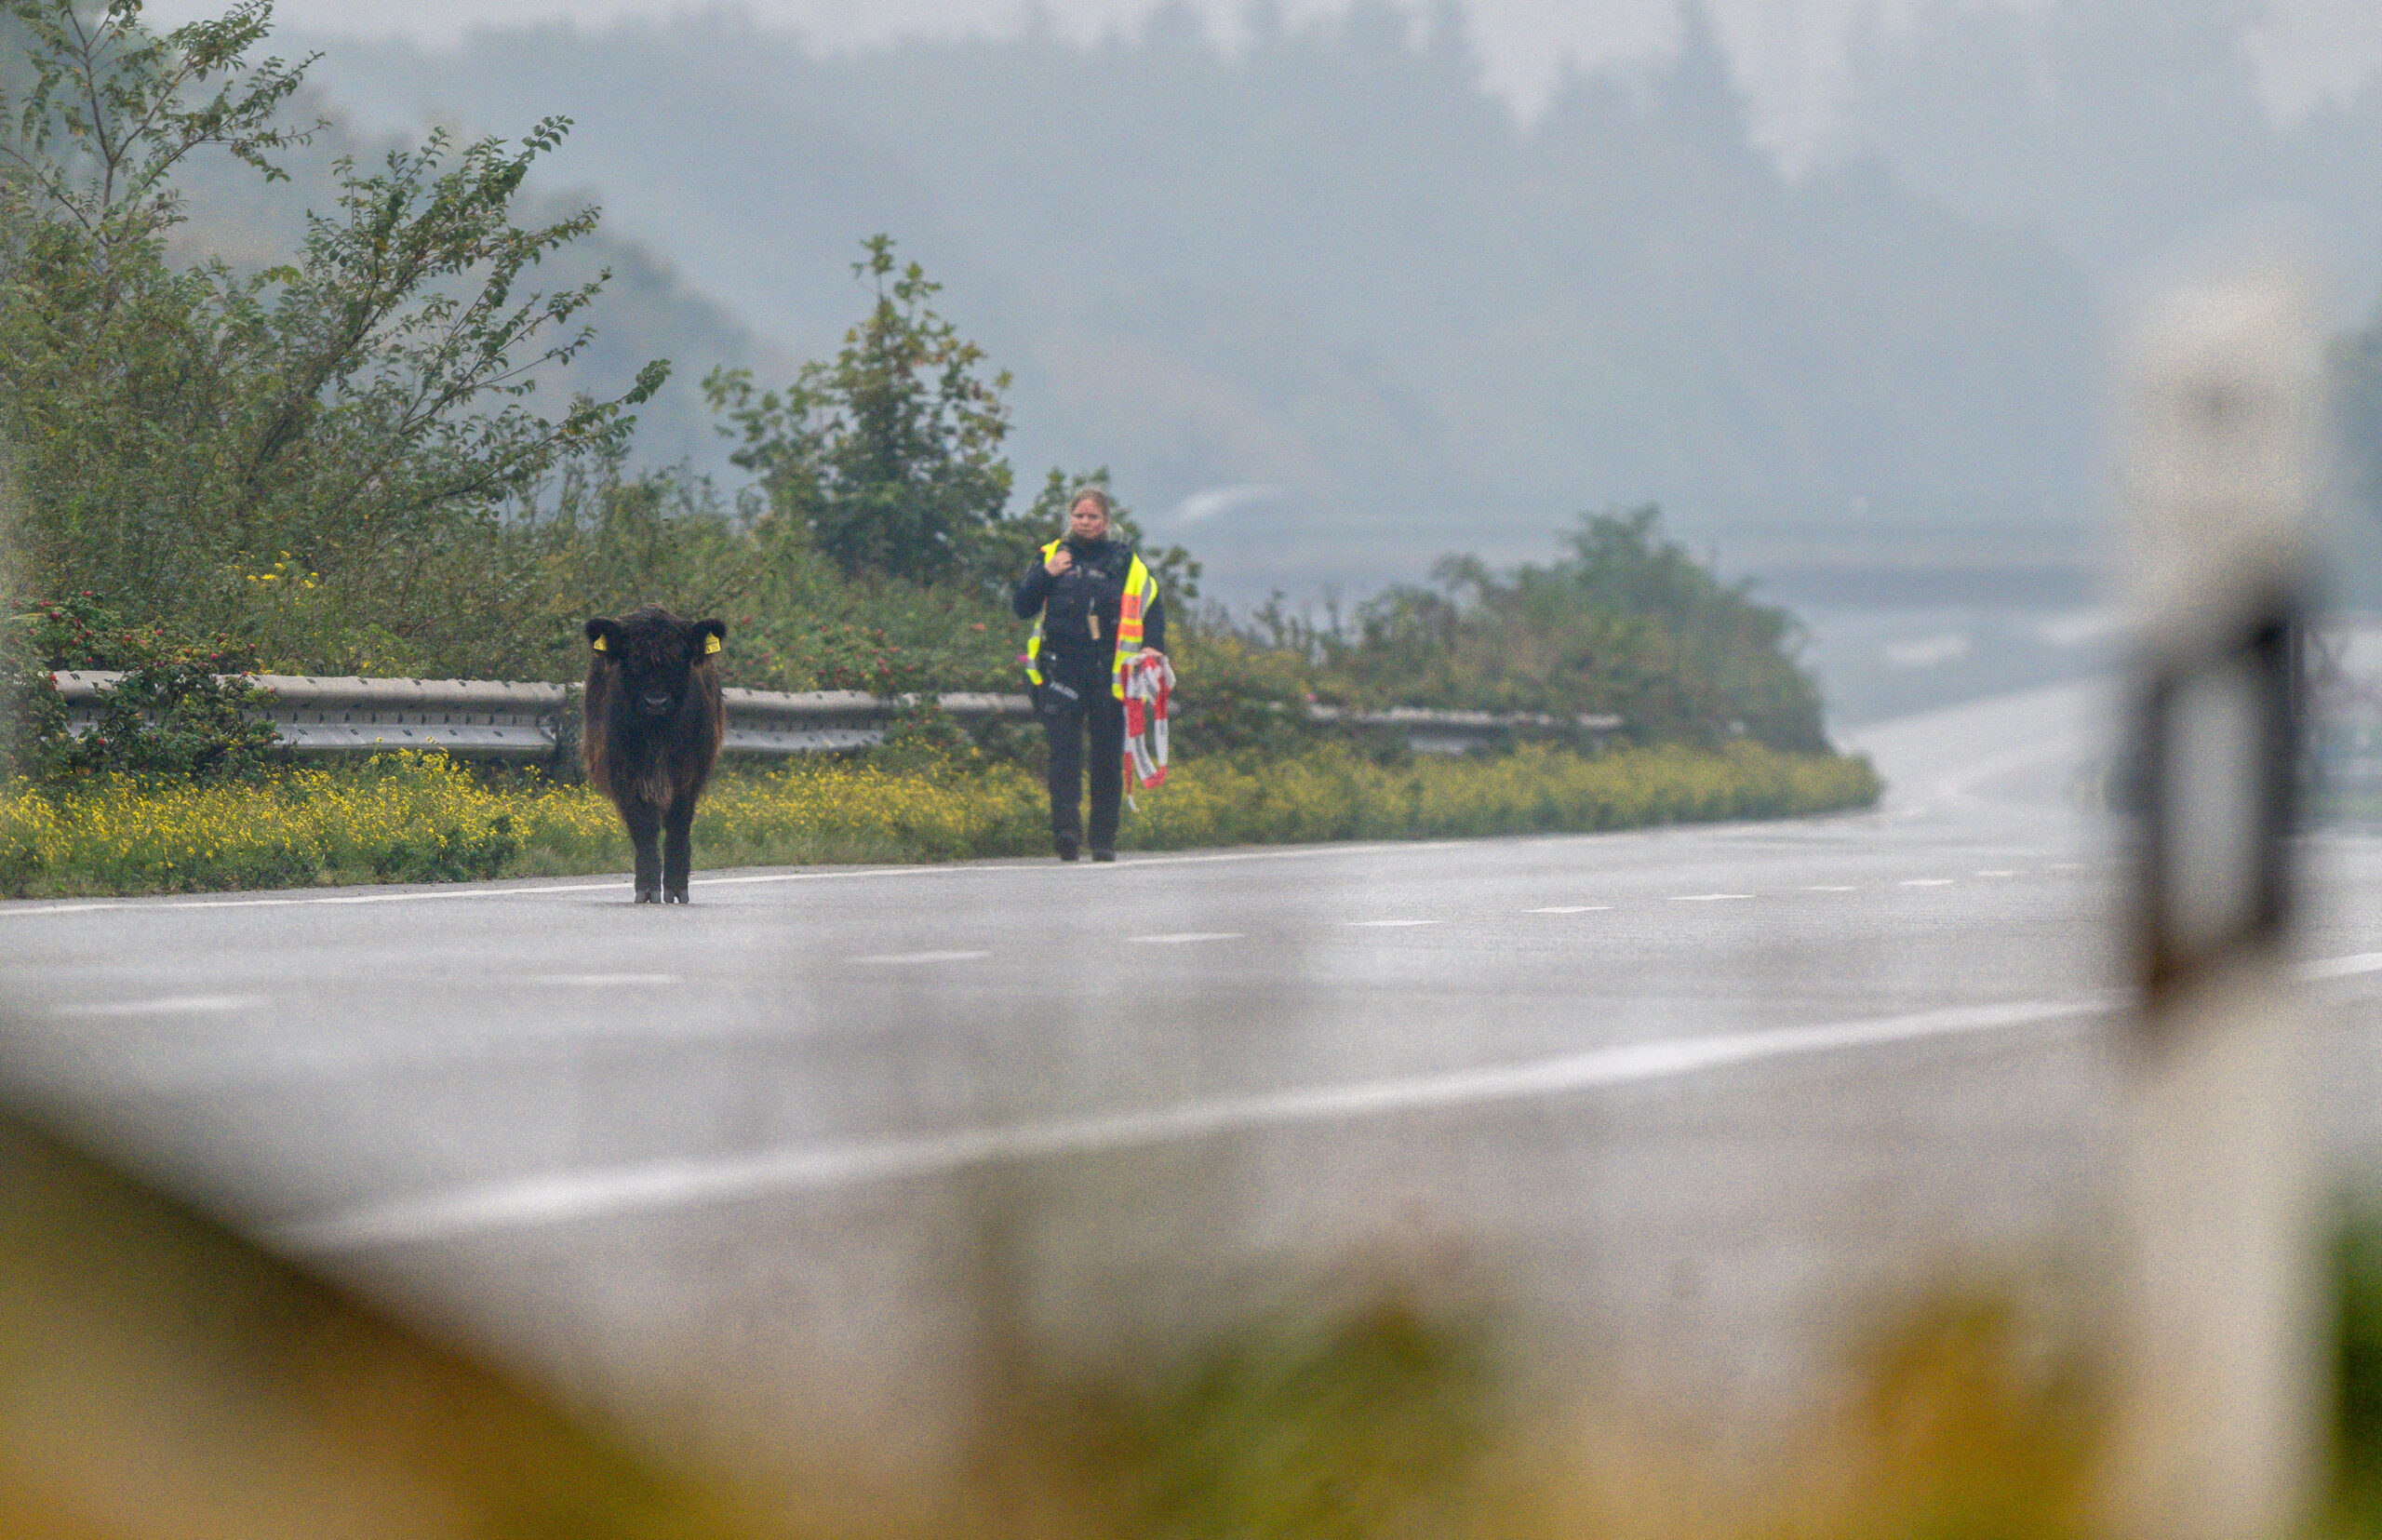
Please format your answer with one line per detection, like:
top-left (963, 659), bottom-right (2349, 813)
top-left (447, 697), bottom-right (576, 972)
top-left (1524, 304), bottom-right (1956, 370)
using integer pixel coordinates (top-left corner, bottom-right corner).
top-left (582, 606), bottom-right (728, 904)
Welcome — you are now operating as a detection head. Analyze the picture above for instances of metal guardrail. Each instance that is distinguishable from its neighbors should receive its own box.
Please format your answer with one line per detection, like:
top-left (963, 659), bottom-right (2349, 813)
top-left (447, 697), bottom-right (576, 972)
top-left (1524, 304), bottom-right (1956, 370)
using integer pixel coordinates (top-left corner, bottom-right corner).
top-left (54, 672), bottom-right (569, 758)
top-left (2292, 615), bottom-right (2382, 803)
top-left (47, 671), bottom-right (1622, 759)
top-left (1306, 703), bottom-right (1625, 756)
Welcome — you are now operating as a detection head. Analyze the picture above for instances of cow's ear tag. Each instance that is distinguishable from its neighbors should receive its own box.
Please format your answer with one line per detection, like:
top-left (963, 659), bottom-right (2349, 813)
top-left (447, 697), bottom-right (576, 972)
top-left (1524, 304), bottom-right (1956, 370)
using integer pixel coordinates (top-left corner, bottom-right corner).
top-left (703, 634), bottom-right (722, 656)
top-left (591, 635), bottom-right (608, 652)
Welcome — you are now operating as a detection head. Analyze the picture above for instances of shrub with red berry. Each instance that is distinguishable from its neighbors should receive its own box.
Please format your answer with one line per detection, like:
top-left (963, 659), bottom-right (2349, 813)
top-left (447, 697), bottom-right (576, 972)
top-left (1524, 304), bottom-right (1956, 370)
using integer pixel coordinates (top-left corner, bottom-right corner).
top-left (4, 595), bottom-right (282, 787)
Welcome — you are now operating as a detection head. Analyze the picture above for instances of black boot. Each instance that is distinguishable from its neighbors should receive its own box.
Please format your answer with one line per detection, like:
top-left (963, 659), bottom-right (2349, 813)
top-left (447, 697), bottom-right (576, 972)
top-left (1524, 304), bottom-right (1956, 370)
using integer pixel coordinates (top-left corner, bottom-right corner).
top-left (1056, 834), bottom-right (1080, 862)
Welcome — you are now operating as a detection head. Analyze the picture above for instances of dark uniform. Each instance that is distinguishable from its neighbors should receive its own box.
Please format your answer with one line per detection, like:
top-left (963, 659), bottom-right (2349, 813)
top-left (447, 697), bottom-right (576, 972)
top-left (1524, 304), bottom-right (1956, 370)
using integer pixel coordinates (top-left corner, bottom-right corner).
top-left (1012, 534), bottom-right (1167, 859)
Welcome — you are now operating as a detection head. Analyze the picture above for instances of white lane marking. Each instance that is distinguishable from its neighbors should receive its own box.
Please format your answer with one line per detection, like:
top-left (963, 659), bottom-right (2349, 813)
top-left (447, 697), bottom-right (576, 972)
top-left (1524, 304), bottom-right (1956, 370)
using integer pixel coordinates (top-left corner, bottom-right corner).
top-left (273, 945), bottom-right (2382, 1253)
top-left (1975, 870), bottom-right (2018, 878)
top-left (274, 994), bottom-right (2118, 1252)
top-left (1669, 892), bottom-right (1753, 903)
top-left (57, 994), bottom-right (267, 1017)
top-left (1802, 885), bottom-right (1857, 892)
top-left (1063, 841), bottom-right (1470, 872)
top-left (0, 882), bottom-right (627, 917)
top-left (2050, 863), bottom-right (2086, 872)
top-left (0, 839), bottom-right (1492, 918)
top-left (530, 973), bottom-right (681, 986)
top-left (1528, 905), bottom-right (1611, 914)
top-left (1900, 878), bottom-right (1955, 888)
top-left (1345, 919), bottom-right (1444, 929)
top-left (850, 950), bottom-right (990, 966)
top-left (2302, 953), bottom-right (2382, 980)
top-left (1899, 723), bottom-right (2087, 818)
top-left (703, 840), bottom-right (1479, 884)
top-left (1130, 932), bottom-right (1244, 945)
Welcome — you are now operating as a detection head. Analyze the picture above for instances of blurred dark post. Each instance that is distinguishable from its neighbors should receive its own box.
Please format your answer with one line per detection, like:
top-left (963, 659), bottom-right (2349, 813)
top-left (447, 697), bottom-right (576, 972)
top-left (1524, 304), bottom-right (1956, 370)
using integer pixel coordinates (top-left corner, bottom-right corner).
top-left (2108, 266), bottom-right (2324, 1537)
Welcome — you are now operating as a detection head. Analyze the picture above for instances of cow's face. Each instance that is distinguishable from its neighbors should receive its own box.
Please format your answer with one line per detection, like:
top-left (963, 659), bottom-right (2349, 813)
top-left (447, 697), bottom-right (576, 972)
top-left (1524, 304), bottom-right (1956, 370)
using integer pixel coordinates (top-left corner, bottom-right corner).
top-left (585, 609), bottom-right (727, 722)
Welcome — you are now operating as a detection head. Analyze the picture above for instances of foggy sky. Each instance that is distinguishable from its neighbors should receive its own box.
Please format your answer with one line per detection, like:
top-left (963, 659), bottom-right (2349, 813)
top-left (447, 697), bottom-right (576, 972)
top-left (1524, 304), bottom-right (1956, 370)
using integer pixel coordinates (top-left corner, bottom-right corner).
top-left (140, 0), bottom-right (2382, 163)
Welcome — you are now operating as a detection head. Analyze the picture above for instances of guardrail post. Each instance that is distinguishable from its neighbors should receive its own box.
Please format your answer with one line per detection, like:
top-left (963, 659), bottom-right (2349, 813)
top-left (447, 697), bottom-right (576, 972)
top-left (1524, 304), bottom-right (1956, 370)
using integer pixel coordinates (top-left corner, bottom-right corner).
top-left (547, 683), bottom-right (583, 783)
top-left (2108, 264), bottom-right (2324, 1538)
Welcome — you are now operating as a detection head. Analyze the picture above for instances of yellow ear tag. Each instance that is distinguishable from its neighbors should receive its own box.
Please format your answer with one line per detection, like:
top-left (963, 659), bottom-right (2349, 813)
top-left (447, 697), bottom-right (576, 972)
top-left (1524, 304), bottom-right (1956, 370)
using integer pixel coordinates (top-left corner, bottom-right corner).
top-left (591, 635), bottom-right (608, 652)
top-left (703, 634), bottom-right (722, 656)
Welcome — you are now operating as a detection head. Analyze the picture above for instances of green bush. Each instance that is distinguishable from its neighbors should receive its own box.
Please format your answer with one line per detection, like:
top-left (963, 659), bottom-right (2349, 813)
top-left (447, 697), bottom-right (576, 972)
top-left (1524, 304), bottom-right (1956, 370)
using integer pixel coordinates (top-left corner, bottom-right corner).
top-left (1284, 506), bottom-right (1829, 753)
top-left (2, 595), bottom-right (281, 788)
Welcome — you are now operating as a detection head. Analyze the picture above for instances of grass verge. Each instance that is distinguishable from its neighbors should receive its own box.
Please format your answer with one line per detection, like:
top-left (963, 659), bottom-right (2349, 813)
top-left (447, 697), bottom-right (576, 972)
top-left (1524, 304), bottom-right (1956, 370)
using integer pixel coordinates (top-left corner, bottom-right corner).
top-left (0, 743), bottom-right (1881, 899)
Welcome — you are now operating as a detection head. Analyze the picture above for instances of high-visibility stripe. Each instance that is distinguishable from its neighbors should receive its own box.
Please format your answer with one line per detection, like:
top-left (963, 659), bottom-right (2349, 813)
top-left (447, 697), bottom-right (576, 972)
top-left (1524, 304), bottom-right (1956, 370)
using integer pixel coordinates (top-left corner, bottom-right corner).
top-left (1024, 539), bottom-right (1064, 686)
top-left (1112, 556), bottom-right (1155, 699)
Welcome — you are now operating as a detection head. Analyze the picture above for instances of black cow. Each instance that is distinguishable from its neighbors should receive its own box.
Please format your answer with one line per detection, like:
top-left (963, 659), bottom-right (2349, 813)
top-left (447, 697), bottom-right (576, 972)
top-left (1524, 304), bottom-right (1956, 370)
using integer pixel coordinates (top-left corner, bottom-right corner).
top-left (583, 606), bottom-right (728, 904)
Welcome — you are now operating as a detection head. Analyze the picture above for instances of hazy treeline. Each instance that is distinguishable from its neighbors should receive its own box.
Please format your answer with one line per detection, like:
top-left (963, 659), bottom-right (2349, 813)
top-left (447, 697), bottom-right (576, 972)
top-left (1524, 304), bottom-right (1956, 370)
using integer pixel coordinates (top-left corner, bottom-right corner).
top-left (298, 1), bottom-right (2102, 592)
top-left (1834, 0), bottom-right (2382, 297)
top-left (1831, 0), bottom-right (2382, 554)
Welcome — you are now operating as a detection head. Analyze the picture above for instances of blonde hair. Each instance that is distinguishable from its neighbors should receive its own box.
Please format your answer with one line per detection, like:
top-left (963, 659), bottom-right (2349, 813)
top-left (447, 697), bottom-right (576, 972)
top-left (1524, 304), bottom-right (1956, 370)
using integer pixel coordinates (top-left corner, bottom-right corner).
top-left (1065, 486), bottom-right (1114, 522)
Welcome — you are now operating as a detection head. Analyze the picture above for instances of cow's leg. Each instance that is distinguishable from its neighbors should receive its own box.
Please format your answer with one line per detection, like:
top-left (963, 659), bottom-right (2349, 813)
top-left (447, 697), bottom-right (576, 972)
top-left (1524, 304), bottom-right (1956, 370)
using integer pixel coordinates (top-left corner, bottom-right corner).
top-left (662, 794), bottom-right (696, 904)
top-left (623, 799), bottom-right (663, 903)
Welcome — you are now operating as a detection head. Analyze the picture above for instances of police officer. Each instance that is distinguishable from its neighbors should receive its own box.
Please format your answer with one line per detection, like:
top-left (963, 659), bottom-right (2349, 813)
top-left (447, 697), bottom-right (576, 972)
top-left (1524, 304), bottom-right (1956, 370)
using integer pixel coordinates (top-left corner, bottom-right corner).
top-left (1012, 487), bottom-right (1166, 862)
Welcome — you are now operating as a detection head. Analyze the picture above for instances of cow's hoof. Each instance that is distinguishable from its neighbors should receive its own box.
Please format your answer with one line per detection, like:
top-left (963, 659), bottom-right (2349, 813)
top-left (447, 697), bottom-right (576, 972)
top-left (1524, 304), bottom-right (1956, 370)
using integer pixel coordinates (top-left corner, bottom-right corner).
top-left (664, 889), bottom-right (689, 904)
top-left (635, 889), bottom-right (661, 904)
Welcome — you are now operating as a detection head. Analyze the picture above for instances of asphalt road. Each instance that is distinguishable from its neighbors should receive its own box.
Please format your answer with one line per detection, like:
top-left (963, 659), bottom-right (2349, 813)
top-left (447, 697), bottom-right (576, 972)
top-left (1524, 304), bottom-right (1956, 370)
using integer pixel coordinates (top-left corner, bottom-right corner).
top-left (3, 681), bottom-right (2379, 1502)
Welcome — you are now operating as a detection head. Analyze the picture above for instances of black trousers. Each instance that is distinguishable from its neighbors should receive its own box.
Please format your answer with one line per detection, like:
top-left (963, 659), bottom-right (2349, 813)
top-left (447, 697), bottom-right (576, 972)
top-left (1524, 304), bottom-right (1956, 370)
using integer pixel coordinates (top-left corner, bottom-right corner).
top-left (1037, 655), bottom-right (1124, 850)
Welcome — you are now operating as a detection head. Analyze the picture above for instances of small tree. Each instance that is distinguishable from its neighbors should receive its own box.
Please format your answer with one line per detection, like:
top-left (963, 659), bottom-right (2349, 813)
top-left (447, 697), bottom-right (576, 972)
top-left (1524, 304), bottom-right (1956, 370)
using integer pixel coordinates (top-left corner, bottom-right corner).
top-left (0, 0), bottom-right (316, 268)
top-left (704, 235), bottom-right (1018, 584)
top-left (0, 0), bottom-right (667, 637)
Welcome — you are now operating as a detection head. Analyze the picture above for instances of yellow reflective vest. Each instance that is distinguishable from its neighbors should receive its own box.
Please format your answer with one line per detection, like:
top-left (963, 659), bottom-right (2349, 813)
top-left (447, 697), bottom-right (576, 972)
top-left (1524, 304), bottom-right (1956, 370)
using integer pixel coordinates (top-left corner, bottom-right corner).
top-left (1024, 540), bottom-right (1157, 700)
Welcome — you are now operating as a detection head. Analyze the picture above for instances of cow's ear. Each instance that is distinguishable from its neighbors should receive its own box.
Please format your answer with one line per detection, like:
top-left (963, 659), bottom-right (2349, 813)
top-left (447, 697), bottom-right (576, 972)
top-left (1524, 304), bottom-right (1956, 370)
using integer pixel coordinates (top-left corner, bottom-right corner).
top-left (584, 618), bottom-right (620, 655)
top-left (693, 619), bottom-right (727, 659)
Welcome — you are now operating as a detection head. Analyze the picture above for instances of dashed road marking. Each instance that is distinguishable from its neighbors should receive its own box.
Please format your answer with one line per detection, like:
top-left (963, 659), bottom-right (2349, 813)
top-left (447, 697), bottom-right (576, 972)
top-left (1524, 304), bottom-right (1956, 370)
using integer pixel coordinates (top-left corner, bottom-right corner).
top-left (1346, 919), bottom-right (1445, 929)
top-left (58, 994), bottom-right (266, 1017)
top-left (1131, 932), bottom-right (1244, 945)
top-left (1527, 905), bottom-right (1612, 914)
top-left (1669, 893), bottom-right (1753, 903)
top-left (1975, 870), bottom-right (2018, 878)
top-left (531, 973), bottom-right (681, 986)
top-left (1802, 885), bottom-right (1856, 892)
top-left (850, 951), bottom-right (990, 966)
top-left (1899, 878), bottom-right (1955, 888)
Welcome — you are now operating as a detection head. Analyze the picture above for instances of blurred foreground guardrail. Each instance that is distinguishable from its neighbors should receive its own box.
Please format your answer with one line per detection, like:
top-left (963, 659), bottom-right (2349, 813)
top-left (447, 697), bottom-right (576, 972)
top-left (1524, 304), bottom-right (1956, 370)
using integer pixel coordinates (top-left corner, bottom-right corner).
top-left (48, 670), bottom-right (1624, 762)
top-left (2307, 617), bottom-right (2382, 802)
